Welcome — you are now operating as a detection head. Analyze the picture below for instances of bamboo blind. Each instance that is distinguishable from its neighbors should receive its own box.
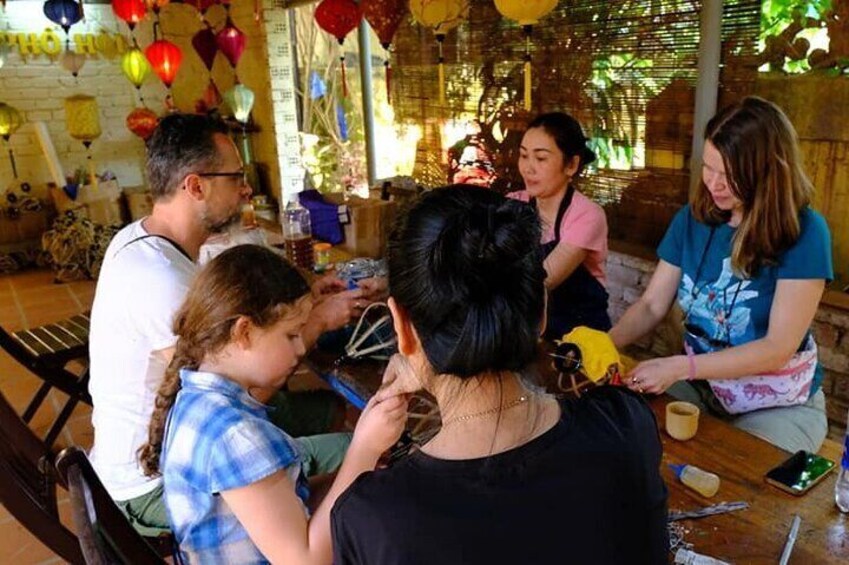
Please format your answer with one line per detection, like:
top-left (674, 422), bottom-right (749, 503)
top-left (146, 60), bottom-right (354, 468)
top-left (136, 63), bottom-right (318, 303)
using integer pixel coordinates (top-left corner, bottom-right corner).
top-left (391, 0), bottom-right (761, 248)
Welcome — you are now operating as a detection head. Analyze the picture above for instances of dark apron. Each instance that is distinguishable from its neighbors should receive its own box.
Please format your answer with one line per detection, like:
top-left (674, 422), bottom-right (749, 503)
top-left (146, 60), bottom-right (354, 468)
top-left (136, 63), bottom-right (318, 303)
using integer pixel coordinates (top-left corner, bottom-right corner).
top-left (533, 187), bottom-right (611, 340)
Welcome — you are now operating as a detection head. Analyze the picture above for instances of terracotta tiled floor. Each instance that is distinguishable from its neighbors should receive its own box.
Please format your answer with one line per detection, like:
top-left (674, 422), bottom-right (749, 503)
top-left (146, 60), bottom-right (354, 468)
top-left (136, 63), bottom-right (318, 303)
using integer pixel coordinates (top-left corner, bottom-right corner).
top-left (0, 268), bottom-right (96, 565)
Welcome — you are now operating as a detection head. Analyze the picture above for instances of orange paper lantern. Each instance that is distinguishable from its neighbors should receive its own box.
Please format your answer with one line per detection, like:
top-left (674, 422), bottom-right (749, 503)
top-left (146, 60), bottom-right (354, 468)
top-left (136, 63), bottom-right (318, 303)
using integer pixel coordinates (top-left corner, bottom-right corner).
top-left (126, 107), bottom-right (159, 140)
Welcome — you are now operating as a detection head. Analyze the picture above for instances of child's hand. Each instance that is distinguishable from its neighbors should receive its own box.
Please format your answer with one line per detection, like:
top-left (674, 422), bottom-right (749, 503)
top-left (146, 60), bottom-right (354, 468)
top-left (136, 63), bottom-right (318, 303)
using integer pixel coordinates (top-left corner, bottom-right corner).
top-left (351, 386), bottom-right (409, 461)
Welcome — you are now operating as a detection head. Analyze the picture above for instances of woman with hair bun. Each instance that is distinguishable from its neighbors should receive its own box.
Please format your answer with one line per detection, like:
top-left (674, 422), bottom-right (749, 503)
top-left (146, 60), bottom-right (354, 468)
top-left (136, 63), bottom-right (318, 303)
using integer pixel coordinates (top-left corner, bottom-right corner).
top-left (331, 185), bottom-right (667, 565)
top-left (510, 112), bottom-right (611, 339)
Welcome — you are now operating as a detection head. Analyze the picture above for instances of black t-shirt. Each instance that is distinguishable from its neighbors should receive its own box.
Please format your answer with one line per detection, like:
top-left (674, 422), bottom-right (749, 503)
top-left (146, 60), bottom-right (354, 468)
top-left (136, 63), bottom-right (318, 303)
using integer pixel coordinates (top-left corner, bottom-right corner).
top-left (331, 387), bottom-right (668, 565)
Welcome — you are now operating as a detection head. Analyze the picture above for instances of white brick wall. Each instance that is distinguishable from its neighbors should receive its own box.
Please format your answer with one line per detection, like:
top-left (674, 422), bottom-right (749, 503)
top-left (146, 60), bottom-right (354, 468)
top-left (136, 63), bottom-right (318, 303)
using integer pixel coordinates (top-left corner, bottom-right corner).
top-left (0, 2), bottom-right (165, 198)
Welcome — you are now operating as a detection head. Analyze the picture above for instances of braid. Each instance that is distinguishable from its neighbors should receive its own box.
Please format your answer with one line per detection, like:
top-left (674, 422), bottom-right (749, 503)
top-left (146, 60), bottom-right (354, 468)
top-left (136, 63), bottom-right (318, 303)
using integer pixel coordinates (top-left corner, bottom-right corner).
top-left (138, 339), bottom-right (199, 477)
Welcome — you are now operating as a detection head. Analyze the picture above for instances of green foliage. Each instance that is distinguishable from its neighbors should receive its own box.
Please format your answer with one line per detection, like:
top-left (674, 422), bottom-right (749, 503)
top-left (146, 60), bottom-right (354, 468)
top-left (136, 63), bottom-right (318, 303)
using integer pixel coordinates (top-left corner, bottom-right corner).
top-left (761, 0), bottom-right (831, 39)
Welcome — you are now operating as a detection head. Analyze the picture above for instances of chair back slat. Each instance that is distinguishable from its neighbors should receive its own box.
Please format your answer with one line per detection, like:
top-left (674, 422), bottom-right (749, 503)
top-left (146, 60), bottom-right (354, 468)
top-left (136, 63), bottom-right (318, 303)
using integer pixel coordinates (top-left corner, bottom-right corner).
top-left (0, 316), bottom-right (92, 448)
top-left (56, 446), bottom-right (169, 565)
top-left (0, 391), bottom-right (84, 564)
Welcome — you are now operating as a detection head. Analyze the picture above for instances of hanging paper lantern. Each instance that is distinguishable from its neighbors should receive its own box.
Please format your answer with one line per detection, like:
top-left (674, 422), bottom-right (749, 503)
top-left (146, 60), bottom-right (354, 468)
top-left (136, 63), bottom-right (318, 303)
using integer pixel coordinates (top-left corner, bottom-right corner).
top-left (121, 46), bottom-right (151, 88)
top-left (144, 0), bottom-right (169, 14)
top-left (0, 102), bottom-right (23, 141)
top-left (126, 107), bottom-right (159, 140)
top-left (315, 0), bottom-right (361, 97)
top-left (223, 83), bottom-right (255, 124)
top-left (493, 0), bottom-right (557, 25)
top-left (64, 95), bottom-right (102, 188)
top-left (0, 102), bottom-right (23, 179)
top-left (145, 39), bottom-right (183, 88)
top-left (43, 0), bottom-right (83, 34)
top-left (494, 0), bottom-right (557, 111)
top-left (112, 0), bottom-right (147, 31)
top-left (61, 49), bottom-right (87, 77)
top-left (216, 17), bottom-right (246, 68)
top-left (362, 0), bottom-right (407, 49)
top-left (65, 95), bottom-right (101, 144)
top-left (409, 0), bottom-right (468, 104)
top-left (315, 0), bottom-right (361, 41)
top-left (192, 26), bottom-right (218, 71)
top-left (361, 0), bottom-right (408, 103)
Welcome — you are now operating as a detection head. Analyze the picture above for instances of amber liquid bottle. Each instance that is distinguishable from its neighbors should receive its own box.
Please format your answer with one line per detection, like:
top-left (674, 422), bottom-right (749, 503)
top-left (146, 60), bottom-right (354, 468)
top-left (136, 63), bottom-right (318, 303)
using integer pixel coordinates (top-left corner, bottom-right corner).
top-left (281, 199), bottom-right (314, 271)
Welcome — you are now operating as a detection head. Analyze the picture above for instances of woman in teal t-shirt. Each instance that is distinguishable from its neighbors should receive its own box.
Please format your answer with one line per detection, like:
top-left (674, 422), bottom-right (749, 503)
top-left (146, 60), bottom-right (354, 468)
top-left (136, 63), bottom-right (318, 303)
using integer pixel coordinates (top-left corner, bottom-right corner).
top-left (610, 96), bottom-right (832, 453)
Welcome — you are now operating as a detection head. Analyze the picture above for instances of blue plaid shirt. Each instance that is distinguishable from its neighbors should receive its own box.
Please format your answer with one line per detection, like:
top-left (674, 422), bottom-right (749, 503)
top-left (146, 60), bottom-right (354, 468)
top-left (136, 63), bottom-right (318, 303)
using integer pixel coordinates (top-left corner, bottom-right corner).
top-left (162, 369), bottom-right (310, 564)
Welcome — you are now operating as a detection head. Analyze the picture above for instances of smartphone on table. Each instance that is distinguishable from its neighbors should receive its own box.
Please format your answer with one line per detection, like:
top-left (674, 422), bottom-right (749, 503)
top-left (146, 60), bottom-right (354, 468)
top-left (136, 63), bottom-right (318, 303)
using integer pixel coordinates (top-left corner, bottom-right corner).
top-left (764, 450), bottom-right (835, 495)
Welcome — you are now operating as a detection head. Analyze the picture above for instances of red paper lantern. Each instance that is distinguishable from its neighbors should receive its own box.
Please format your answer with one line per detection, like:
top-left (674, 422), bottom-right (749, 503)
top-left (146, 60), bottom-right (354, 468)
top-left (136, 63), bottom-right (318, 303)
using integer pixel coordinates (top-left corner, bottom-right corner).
top-left (315, 0), bottom-right (361, 43)
top-left (361, 0), bottom-right (407, 103)
top-left (112, 0), bottom-right (147, 31)
top-left (192, 25), bottom-right (218, 71)
top-left (216, 17), bottom-right (246, 67)
top-left (126, 107), bottom-right (159, 140)
top-left (145, 39), bottom-right (183, 87)
top-left (315, 0), bottom-right (361, 98)
top-left (361, 0), bottom-right (406, 49)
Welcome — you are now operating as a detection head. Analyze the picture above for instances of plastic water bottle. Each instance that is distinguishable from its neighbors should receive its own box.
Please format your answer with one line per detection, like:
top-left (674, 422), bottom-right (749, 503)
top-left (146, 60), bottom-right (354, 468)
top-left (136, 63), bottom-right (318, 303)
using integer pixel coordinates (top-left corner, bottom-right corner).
top-left (669, 464), bottom-right (720, 498)
top-left (281, 199), bottom-right (314, 271)
top-left (836, 410), bottom-right (849, 513)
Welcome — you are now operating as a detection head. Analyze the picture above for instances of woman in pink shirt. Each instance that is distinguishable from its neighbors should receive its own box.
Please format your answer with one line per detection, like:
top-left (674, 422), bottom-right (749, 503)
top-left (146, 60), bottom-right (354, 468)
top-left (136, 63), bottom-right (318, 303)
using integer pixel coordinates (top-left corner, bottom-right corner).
top-left (509, 112), bottom-right (610, 338)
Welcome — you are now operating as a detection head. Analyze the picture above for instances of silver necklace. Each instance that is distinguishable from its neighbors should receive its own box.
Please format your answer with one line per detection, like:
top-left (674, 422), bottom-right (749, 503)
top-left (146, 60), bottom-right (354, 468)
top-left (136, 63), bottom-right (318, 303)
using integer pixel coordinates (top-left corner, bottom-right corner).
top-left (439, 394), bottom-right (530, 428)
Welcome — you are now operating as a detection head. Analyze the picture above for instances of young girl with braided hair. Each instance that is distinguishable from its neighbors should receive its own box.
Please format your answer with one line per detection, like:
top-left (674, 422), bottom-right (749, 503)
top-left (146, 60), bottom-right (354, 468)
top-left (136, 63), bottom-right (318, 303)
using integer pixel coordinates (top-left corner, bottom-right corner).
top-left (138, 244), bottom-right (408, 564)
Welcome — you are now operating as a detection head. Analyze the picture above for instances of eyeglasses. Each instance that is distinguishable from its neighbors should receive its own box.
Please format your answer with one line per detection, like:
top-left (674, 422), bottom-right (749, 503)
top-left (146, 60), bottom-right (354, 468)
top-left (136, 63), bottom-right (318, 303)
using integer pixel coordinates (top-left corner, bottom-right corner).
top-left (197, 170), bottom-right (248, 186)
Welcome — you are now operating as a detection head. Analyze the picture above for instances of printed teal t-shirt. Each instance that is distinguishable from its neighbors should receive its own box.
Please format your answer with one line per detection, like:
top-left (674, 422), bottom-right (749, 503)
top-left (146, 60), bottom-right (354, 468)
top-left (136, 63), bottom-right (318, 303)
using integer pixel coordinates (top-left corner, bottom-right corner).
top-left (657, 205), bottom-right (833, 392)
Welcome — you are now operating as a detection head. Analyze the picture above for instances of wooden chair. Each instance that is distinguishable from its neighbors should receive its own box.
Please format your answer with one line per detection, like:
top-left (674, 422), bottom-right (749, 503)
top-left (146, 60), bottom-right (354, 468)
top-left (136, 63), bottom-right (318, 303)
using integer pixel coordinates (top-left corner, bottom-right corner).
top-left (0, 389), bottom-right (85, 564)
top-left (0, 312), bottom-right (92, 448)
top-left (55, 446), bottom-right (173, 565)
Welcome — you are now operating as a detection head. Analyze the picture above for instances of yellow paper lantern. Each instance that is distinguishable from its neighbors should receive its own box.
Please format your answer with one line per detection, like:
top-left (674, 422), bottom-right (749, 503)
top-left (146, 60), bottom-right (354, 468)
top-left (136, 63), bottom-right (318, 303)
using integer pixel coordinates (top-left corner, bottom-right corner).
top-left (410, 0), bottom-right (468, 104)
top-left (494, 0), bottom-right (558, 110)
top-left (121, 46), bottom-right (151, 89)
top-left (0, 102), bottom-right (23, 140)
top-left (0, 102), bottom-right (24, 179)
top-left (65, 95), bottom-right (102, 189)
top-left (493, 0), bottom-right (556, 25)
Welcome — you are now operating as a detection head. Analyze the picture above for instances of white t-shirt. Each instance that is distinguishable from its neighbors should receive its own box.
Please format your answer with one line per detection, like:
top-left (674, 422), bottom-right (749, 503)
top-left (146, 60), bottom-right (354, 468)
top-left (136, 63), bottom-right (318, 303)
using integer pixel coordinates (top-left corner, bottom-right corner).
top-left (88, 219), bottom-right (197, 500)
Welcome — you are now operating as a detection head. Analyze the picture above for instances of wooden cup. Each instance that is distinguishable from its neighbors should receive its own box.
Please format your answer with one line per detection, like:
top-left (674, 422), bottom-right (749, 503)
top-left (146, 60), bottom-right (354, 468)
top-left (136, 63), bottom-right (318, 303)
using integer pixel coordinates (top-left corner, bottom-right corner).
top-left (666, 401), bottom-right (700, 441)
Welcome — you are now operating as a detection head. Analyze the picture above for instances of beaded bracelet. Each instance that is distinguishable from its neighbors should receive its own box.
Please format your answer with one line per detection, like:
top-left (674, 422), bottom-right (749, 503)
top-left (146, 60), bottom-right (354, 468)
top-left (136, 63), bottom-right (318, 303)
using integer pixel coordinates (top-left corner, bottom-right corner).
top-left (683, 341), bottom-right (697, 381)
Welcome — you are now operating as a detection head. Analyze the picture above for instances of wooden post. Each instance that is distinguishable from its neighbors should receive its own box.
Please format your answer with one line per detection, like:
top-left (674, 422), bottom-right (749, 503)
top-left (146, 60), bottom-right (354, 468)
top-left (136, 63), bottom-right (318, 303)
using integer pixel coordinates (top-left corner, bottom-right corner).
top-left (690, 0), bottom-right (724, 196)
top-left (358, 20), bottom-right (378, 187)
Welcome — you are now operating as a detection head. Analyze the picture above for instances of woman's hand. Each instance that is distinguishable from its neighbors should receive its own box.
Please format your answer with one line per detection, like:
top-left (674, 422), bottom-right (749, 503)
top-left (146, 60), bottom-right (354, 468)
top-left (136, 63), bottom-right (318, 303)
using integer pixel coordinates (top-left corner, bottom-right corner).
top-left (625, 355), bottom-right (688, 395)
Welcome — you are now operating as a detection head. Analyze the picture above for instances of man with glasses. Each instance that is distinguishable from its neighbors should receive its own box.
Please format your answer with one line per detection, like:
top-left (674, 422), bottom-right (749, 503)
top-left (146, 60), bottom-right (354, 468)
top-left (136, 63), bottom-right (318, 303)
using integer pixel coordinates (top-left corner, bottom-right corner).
top-left (88, 114), bottom-right (362, 536)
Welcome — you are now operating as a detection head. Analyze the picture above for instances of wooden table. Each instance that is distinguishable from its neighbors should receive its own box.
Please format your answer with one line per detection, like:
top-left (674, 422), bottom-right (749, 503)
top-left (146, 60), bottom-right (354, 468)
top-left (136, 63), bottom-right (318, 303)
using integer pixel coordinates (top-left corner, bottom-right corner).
top-left (652, 394), bottom-right (847, 564)
top-left (306, 346), bottom-right (849, 563)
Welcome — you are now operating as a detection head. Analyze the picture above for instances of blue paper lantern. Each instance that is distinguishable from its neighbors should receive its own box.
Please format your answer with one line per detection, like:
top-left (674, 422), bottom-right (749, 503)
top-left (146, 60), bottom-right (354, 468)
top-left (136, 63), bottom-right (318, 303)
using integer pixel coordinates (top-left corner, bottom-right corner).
top-left (43, 0), bottom-right (83, 34)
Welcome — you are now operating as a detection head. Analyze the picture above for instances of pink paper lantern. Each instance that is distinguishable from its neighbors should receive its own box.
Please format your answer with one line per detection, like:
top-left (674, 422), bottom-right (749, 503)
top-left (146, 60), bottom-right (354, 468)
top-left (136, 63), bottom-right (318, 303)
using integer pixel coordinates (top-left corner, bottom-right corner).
top-left (215, 17), bottom-right (246, 68)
